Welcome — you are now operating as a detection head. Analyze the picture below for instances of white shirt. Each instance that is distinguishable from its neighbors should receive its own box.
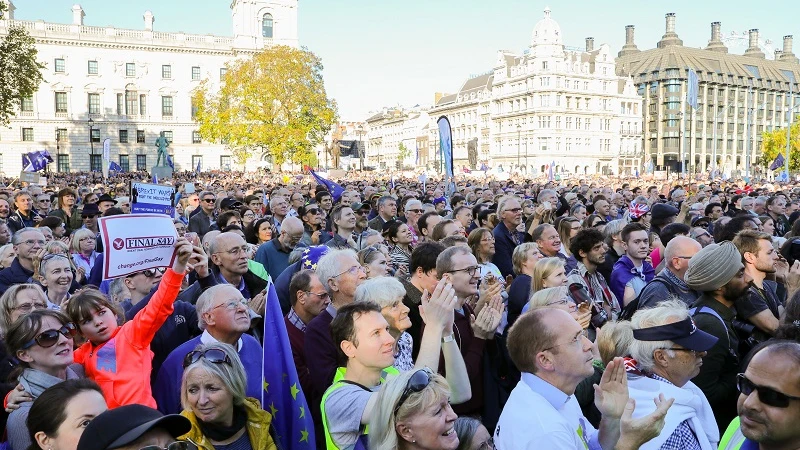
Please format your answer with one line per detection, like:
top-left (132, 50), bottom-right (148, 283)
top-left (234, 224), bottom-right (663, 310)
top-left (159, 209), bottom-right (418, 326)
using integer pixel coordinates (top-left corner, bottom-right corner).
top-left (200, 329), bottom-right (243, 352)
top-left (494, 372), bottom-right (601, 450)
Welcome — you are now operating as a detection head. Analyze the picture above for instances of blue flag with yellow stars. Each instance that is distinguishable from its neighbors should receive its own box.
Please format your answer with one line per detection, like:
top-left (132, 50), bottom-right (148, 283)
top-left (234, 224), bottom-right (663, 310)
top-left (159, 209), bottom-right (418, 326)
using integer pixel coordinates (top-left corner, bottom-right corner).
top-left (262, 281), bottom-right (315, 449)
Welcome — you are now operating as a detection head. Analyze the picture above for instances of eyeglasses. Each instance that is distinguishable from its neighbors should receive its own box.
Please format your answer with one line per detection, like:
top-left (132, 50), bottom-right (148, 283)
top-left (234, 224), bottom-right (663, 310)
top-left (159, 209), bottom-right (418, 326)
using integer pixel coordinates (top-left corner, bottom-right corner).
top-left (665, 347), bottom-right (700, 356)
top-left (20, 239), bottom-right (46, 246)
top-left (477, 437), bottom-right (495, 450)
top-left (394, 368), bottom-right (433, 415)
top-left (503, 208), bottom-right (522, 214)
top-left (542, 331), bottom-right (585, 352)
top-left (304, 291), bottom-right (330, 300)
top-left (216, 245), bottom-right (248, 256)
top-left (79, 237), bottom-right (94, 242)
top-left (203, 198), bottom-right (216, 203)
top-left (306, 208), bottom-right (321, 215)
top-left (21, 323), bottom-right (77, 349)
top-left (12, 301), bottom-right (48, 312)
top-left (333, 265), bottom-right (365, 278)
top-left (211, 299), bottom-right (248, 311)
top-left (138, 441), bottom-right (198, 450)
top-left (737, 373), bottom-right (800, 408)
top-left (406, 209), bottom-right (424, 214)
top-left (445, 265), bottom-right (478, 277)
top-left (183, 348), bottom-right (233, 369)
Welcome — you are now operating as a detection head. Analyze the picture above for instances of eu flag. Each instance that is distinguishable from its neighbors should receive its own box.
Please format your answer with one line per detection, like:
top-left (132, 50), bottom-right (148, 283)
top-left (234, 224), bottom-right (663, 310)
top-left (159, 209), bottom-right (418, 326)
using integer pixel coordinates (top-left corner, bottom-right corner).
top-left (770, 153), bottom-right (785, 171)
top-left (262, 282), bottom-right (315, 449)
top-left (309, 169), bottom-right (344, 202)
top-left (22, 151), bottom-right (51, 172)
top-left (109, 161), bottom-right (124, 173)
top-left (167, 154), bottom-right (175, 170)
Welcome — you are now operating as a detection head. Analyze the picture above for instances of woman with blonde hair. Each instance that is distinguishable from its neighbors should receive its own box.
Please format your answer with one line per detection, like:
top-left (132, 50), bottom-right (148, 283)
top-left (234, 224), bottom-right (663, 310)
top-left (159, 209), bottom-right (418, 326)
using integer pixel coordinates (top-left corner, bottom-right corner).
top-left (69, 228), bottom-right (98, 277)
top-left (531, 257), bottom-right (567, 292)
top-left (507, 243), bottom-right (543, 328)
top-left (525, 286), bottom-right (591, 329)
top-left (369, 368), bottom-right (458, 450)
top-left (0, 284), bottom-right (48, 337)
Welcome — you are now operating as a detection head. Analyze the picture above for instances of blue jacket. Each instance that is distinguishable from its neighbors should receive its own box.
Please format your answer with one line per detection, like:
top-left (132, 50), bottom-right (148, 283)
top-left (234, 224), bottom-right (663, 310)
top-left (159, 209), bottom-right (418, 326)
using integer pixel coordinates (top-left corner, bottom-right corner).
top-left (609, 255), bottom-right (655, 308)
top-left (254, 240), bottom-right (291, 282)
top-left (491, 222), bottom-right (525, 279)
top-left (0, 259), bottom-right (33, 295)
top-left (125, 288), bottom-right (200, 383)
top-left (153, 333), bottom-right (263, 414)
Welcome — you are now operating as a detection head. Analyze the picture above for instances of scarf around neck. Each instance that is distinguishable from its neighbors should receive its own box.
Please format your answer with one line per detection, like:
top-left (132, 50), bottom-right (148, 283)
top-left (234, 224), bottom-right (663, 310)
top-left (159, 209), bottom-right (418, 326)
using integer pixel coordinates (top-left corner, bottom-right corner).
top-left (19, 365), bottom-right (82, 398)
top-left (196, 404), bottom-right (248, 442)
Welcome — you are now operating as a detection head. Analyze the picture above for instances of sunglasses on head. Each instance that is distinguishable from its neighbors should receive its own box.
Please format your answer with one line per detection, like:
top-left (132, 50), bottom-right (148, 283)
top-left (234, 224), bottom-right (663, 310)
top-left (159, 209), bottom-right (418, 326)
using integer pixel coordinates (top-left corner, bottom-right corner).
top-left (183, 348), bottom-right (233, 369)
top-left (22, 323), bottom-right (77, 349)
top-left (737, 373), bottom-right (800, 408)
top-left (394, 368), bottom-right (433, 415)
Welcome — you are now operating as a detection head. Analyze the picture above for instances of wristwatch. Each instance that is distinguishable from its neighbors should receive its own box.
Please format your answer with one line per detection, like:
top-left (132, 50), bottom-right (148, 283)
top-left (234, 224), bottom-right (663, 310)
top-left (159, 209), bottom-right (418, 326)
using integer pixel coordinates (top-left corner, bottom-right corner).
top-left (442, 333), bottom-right (455, 344)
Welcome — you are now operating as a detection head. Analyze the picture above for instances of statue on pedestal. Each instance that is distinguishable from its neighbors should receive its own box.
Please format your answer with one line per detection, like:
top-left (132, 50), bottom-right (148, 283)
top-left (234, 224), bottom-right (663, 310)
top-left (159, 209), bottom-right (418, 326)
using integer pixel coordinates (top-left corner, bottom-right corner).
top-left (155, 131), bottom-right (170, 167)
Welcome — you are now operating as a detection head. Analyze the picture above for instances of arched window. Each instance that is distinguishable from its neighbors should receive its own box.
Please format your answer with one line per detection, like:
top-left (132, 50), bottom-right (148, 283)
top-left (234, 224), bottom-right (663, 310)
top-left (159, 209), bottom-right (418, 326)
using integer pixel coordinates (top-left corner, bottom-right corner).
top-left (262, 13), bottom-right (273, 38)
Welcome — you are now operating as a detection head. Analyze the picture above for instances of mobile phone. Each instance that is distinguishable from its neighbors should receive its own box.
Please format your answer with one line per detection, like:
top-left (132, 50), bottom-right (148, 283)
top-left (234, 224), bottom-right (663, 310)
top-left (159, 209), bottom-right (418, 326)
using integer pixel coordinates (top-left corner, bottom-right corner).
top-left (185, 232), bottom-right (199, 246)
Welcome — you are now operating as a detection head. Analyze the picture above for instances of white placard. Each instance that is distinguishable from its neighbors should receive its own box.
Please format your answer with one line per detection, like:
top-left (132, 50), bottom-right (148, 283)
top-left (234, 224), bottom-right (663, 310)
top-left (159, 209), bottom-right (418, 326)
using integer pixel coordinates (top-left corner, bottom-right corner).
top-left (99, 214), bottom-right (178, 279)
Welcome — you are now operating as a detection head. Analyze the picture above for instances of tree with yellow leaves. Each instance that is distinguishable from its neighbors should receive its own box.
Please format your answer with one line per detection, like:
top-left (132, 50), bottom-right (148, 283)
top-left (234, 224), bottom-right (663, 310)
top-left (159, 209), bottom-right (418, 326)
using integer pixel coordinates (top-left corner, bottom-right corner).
top-left (760, 115), bottom-right (800, 172)
top-left (192, 45), bottom-right (338, 166)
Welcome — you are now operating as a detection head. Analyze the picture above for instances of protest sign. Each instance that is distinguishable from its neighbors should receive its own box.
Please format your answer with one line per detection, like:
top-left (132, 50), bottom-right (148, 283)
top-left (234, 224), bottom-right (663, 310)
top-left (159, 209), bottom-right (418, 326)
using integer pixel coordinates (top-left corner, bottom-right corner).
top-left (130, 181), bottom-right (175, 216)
top-left (99, 214), bottom-right (178, 279)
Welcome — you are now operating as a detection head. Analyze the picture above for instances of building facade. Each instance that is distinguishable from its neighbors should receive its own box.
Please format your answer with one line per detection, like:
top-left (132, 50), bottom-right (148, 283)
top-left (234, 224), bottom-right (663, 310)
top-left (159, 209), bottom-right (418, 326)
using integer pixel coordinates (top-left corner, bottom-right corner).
top-left (616, 14), bottom-right (800, 178)
top-left (0, 0), bottom-right (298, 174)
top-left (422, 8), bottom-right (643, 176)
top-left (365, 106), bottom-right (430, 170)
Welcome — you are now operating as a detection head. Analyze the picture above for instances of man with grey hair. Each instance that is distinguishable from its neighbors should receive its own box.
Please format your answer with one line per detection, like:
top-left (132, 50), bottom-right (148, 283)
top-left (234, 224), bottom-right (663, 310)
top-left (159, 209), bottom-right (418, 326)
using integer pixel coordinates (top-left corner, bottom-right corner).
top-left (153, 284), bottom-right (263, 414)
top-left (753, 196), bottom-right (768, 215)
top-left (628, 300), bottom-right (719, 449)
top-left (116, 196), bottom-right (131, 214)
top-left (305, 249), bottom-right (367, 398)
top-left (670, 189), bottom-right (686, 208)
top-left (740, 196), bottom-right (756, 215)
top-left (598, 219), bottom-right (627, 285)
top-left (637, 236), bottom-right (702, 309)
top-left (492, 195), bottom-right (525, 278)
top-left (269, 195), bottom-right (289, 233)
top-left (255, 216), bottom-right (303, 278)
top-left (367, 195), bottom-right (397, 231)
top-left (404, 198), bottom-right (424, 245)
top-left (0, 227), bottom-right (45, 294)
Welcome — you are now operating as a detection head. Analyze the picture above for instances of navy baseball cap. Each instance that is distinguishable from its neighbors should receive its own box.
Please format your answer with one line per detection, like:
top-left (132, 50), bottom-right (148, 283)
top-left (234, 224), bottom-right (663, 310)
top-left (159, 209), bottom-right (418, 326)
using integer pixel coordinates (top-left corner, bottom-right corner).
top-left (632, 317), bottom-right (718, 352)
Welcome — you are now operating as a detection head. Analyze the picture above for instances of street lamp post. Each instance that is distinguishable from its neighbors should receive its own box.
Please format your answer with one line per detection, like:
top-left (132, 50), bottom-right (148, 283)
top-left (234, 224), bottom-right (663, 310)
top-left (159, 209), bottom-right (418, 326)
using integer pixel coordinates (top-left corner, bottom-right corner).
top-left (87, 118), bottom-right (95, 172)
top-left (711, 102), bottom-right (733, 179)
top-left (356, 126), bottom-right (364, 171)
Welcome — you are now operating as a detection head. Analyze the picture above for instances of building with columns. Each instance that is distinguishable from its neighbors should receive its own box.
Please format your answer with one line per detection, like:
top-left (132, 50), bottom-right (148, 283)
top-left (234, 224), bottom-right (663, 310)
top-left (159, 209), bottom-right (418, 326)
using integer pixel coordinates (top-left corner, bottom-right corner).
top-left (616, 13), bottom-right (800, 178)
top-left (421, 7), bottom-right (643, 176)
top-left (365, 106), bottom-right (430, 170)
top-left (0, 0), bottom-right (298, 174)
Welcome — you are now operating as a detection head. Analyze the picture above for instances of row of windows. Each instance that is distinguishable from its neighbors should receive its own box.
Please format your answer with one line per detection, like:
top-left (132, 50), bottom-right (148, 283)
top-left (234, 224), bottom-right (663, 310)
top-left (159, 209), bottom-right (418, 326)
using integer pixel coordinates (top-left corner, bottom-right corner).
top-left (53, 58), bottom-right (228, 81)
top-left (25, 92), bottom-right (199, 119)
top-left (59, 154), bottom-right (230, 173)
top-left (20, 127), bottom-right (202, 144)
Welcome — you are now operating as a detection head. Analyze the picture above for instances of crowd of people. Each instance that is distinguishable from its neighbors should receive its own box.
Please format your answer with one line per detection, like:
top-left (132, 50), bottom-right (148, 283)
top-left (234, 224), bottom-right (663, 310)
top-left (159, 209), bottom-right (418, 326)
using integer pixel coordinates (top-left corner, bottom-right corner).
top-left (0, 169), bottom-right (799, 449)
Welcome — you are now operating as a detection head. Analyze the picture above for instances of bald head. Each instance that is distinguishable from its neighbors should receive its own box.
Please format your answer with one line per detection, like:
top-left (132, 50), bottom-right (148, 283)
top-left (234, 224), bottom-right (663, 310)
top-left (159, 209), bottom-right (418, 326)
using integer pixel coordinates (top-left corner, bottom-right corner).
top-left (664, 236), bottom-right (702, 277)
top-left (281, 216), bottom-right (303, 235)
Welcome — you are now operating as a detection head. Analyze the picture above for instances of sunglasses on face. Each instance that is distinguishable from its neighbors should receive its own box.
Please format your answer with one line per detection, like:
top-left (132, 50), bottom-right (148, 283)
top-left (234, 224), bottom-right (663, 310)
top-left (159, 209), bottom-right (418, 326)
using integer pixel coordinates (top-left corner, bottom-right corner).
top-left (203, 198), bottom-right (216, 203)
top-left (183, 348), bottom-right (233, 369)
top-left (128, 267), bottom-right (165, 278)
top-left (21, 323), bottom-right (77, 349)
top-left (737, 373), bottom-right (800, 408)
top-left (394, 368), bottom-right (433, 415)
top-left (138, 442), bottom-right (198, 450)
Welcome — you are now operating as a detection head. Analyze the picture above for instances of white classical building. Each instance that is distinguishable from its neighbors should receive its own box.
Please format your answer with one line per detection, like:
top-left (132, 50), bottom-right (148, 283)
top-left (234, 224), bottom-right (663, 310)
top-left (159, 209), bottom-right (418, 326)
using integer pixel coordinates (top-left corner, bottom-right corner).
top-left (0, 0), bottom-right (298, 174)
top-left (365, 106), bottom-right (430, 170)
top-left (422, 7), bottom-right (644, 176)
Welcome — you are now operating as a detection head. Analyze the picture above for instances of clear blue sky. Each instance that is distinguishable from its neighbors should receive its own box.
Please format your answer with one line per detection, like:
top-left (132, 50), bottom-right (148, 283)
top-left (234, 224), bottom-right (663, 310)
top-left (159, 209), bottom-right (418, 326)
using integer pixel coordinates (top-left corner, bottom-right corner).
top-left (13, 0), bottom-right (800, 121)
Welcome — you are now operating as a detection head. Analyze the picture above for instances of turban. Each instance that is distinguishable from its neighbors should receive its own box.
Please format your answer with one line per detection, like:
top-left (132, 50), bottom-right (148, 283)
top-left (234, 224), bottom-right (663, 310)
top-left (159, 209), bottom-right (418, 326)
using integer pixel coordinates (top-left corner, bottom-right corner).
top-left (684, 241), bottom-right (743, 292)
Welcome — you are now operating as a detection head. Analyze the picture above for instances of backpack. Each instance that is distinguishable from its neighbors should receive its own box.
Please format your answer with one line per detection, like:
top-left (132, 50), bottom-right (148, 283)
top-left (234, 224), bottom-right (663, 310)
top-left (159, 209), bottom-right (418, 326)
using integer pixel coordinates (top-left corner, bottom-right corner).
top-left (618, 277), bottom-right (676, 321)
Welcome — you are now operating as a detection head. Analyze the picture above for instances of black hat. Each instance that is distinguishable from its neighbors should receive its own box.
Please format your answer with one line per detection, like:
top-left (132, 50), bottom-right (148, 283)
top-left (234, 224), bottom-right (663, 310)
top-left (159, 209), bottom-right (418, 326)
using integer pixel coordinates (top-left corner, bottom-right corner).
top-left (96, 194), bottom-right (117, 205)
top-left (77, 404), bottom-right (191, 450)
top-left (220, 197), bottom-right (243, 210)
top-left (651, 203), bottom-right (679, 222)
top-left (632, 317), bottom-right (718, 352)
top-left (691, 216), bottom-right (711, 228)
top-left (81, 203), bottom-right (101, 217)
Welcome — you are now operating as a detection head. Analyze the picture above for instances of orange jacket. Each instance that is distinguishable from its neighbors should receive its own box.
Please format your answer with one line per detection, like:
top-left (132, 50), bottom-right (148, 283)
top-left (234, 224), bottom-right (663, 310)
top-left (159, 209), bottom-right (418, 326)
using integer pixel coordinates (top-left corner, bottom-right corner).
top-left (74, 268), bottom-right (183, 409)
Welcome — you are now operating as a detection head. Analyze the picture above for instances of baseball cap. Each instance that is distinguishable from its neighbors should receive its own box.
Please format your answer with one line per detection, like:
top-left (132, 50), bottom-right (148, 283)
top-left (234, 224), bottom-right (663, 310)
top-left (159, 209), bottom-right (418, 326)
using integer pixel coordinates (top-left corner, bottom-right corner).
top-left (220, 197), bottom-right (243, 210)
top-left (351, 202), bottom-right (369, 212)
top-left (77, 404), bottom-right (192, 450)
top-left (632, 317), bottom-right (718, 352)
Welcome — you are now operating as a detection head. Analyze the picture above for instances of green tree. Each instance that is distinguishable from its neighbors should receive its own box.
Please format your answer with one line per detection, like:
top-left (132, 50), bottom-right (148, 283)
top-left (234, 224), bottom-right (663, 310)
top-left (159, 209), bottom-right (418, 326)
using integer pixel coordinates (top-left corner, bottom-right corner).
top-left (761, 115), bottom-right (800, 172)
top-left (397, 142), bottom-right (411, 167)
top-left (192, 45), bottom-right (338, 166)
top-left (0, 3), bottom-right (46, 126)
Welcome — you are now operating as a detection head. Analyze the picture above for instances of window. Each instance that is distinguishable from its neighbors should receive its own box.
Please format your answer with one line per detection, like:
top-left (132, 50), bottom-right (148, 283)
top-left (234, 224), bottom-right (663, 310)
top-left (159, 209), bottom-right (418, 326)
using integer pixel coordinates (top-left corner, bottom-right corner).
top-left (56, 128), bottom-right (67, 143)
top-left (192, 131), bottom-right (201, 144)
top-left (54, 92), bottom-right (67, 113)
top-left (161, 96), bottom-right (173, 117)
top-left (139, 94), bottom-right (147, 116)
top-left (90, 154), bottom-right (102, 172)
top-left (136, 130), bottom-right (145, 143)
top-left (22, 128), bottom-right (34, 141)
top-left (220, 68), bottom-right (227, 80)
top-left (21, 97), bottom-right (33, 112)
top-left (54, 58), bottom-right (65, 73)
top-left (90, 128), bottom-right (100, 143)
top-left (116, 93), bottom-right (123, 115)
top-left (119, 130), bottom-right (128, 143)
top-left (88, 93), bottom-right (100, 115)
top-left (262, 13), bottom-right (274, 38)
top-left (126, 63), bottom-right (135, 77)
top-left (125, 90), bottom-right (138, 116)
top-left (220, 155), bottom-right (232, 170)
top-left (542, 61), bottom-right (548, 70)
top-left (136, 154), bottom-right (147, 171)
top-left (191, 100), bottom-right (198, 120)
top-left (192, 155), bottom-right (202, 171)
top-left (162, 65), bottom-right (172, 79)
top-left (119, 154), bottom-right (130, 172)
top-left (57, 154), bottom-right (70, 172)
top-left (88, 60), bottom-right (98, 75)
top-left (192, 66), bottom-right (201, 80)
top-left (163, 131), bottom-right (173, 143)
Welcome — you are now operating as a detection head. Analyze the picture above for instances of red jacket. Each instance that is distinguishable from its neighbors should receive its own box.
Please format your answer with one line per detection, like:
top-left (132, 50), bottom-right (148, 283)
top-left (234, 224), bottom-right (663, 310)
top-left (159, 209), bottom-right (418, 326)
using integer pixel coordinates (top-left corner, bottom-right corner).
top-left (74, 268), bottom-right (183, 409)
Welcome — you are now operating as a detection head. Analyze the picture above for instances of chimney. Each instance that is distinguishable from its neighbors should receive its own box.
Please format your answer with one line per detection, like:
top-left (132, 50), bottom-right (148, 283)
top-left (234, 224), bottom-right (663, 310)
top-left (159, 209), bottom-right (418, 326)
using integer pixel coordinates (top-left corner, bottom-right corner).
top-left (143, 10), bottom-right (154, 31)
top-left (618, 25), bottom-right (641, 57)
top-left (71, 4), bottom-right (84, 26)
top-left (775, 50), bottom-right (783, 60)
top-left (585, 37), bottom-right (594, 52)
top-left (706, 21), bottom-right (728, 53)
top-left (657, 13), bottom-right (683, 48)
top-left (744, 29), bottom-right (765, 58)
top-left (780, 35), bottom-right (799, 64)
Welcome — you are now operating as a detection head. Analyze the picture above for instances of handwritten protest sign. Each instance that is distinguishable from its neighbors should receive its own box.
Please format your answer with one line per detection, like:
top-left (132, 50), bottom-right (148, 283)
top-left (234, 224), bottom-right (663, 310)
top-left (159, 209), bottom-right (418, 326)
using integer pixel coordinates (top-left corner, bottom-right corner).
top-left (131, 181), bottom-right (176, 216)
top-left (99, 214), bottom-right (178, 279)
